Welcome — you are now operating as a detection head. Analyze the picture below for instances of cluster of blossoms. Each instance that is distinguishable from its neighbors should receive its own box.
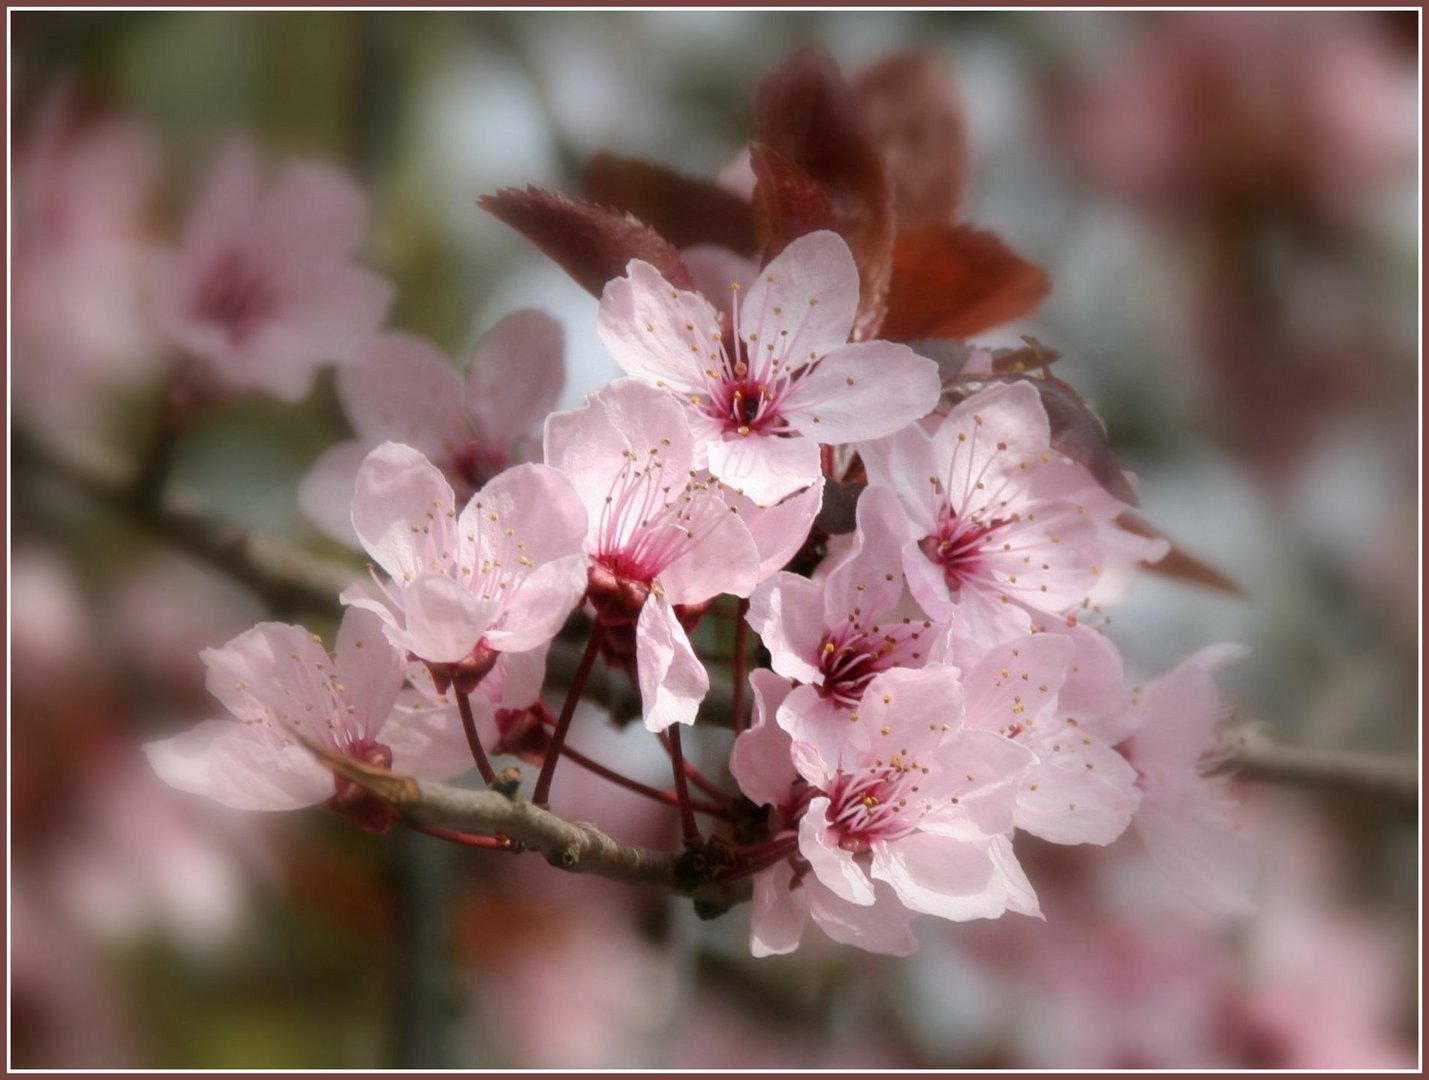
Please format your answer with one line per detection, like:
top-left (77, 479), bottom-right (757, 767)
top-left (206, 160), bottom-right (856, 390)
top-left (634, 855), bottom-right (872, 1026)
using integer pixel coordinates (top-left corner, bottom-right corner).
top-left (134, 45), bottom-right (1254, 956)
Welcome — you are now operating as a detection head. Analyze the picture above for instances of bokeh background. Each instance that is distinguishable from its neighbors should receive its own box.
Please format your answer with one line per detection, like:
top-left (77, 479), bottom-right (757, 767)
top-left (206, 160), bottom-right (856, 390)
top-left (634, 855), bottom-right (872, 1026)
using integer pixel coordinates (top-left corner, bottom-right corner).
top-left (9, 10), bottom-right (1420, 1069)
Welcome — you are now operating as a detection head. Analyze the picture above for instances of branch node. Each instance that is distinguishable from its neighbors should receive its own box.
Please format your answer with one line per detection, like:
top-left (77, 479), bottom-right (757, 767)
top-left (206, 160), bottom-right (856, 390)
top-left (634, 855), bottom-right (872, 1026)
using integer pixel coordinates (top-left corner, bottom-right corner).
top-left (550, 843), bottom-right (581, 870)
top-left (490, 766), bottom-right (524, 799)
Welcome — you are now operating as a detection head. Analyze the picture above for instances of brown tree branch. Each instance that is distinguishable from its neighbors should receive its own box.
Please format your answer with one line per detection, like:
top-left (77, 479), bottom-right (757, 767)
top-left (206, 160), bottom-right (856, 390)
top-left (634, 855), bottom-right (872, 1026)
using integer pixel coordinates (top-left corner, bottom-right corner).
top-left (309, 742), bottom-right (750, 913)
top-left (411, 780), bottom-right (750, 915)
top-left (409, 780), bottom-right (677, 885)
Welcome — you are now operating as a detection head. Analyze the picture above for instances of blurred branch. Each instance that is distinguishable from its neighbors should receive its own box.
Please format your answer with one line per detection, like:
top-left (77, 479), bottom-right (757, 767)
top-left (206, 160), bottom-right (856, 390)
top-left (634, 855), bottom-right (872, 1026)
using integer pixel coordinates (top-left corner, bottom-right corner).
top-left (18, 428), bottom-right (355, 616)
top-left (1223, 740), bottom-right (1418, 815)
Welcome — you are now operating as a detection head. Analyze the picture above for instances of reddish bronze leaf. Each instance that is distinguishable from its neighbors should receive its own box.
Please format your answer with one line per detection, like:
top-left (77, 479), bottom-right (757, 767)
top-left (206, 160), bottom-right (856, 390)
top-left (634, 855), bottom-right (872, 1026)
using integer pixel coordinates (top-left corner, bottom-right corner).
top-left (755, 43), bottom-right (895, 340)
top-left (850, 49), bottom-right (969, 227)
top-left (479, 186), bottom-right (694, 297)
top-left (881, 224), bottom-right (1051, 343)
top-left (1117, 512), bottom-right (1247, 597)
top-left (748, 142), bottom-right (837, 260)
top-left (584, 153), bottom-right (759, 256)
top-left (1034, 375), bottom-right (1140, 507)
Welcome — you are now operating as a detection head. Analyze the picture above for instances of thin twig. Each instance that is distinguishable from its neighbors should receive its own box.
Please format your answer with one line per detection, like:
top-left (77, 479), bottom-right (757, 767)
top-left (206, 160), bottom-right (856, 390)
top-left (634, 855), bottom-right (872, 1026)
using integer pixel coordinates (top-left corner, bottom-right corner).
top-left (714, 837), bottom-right (801, 885)
top-left (665, 725), bottom-right (702, 846)
top-left (552, 741), bottom-right (731, 819)
top-left (127, 366), bottom-right (190, 515)
top-left (407, 822), bottom-right (522, 852)
top-left (659, 730), bottom-right (733, 803)
top-left (533, 621), bottom-right (606, 807)
top-left (456, 690), bottom-right (497, 786)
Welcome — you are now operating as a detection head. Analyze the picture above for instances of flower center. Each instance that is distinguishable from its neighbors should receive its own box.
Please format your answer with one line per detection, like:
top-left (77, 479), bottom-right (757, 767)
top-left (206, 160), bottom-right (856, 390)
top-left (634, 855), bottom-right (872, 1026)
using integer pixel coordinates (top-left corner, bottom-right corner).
top-left (449, 440), bottom-right (509, 503)
top-left (193, 250), bottom-right (277, 345)
top-left (691, 284), bottom-right (826, 439)
top-left (593, 443), bottom-right (722, 594)
top-left (920, 510), bottom-right (996, 591)
top-left (816, 622), bottom-right (927, 708)
top-left (710, 369), bottom-right (789, 437)
top-left (826, 755), bottom-right (927, 851)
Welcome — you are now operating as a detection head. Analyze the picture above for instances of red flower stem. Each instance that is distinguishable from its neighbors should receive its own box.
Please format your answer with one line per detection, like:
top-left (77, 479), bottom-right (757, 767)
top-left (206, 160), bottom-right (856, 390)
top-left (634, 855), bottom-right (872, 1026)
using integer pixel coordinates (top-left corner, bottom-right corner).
top-left (718, 836), bottom-right (801, 883)
top-left (407, 822), bottom-right (520, 851)
top-left (657, 730), bottom-right (732, 802)
top-left (664, 724), bottom-right (701, 845)
top-left (732, 597), bottom-right (750, 735)
top-left (556, 742), bottom-right (731, 819)
top-left (533, 620), bottom-right (606, 807)
top-left (456, 689), bottom-right (497, 786)
top-left (729, 836), bottom-right (798, 860)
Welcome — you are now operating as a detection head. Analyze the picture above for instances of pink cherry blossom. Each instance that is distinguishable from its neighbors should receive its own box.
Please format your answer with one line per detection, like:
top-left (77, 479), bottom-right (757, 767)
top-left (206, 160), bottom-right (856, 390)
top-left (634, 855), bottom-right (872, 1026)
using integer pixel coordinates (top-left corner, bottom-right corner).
top-left (954, 627), bottom-right (1141, 846)
top-left (13, 87), bottom-right (162, 434)
top-left (860, 380), bottom-right (1165, 645)
top-left (734, 665), bottom-right (1040, 955)
top-left (749, 485), bottom-right (942, 732)
top-left (150, 140), bottom-right (394, 402)
top-left (300, 310), bottom-right (563, 544)
top-left (144, 608), bottom-right (468, 816)
top-left (730, 670), bottom-right (919, 956)
top-left (1122, 645), bottom-right (1256, 916)
top-left (545, 379), bottom-right (764, 730)
top-left (346, 442), bottom-right (588, 682)
top-left (716, 470), bottom-right (825, 583)
top-left (597, 230), bottom-right (940, 506)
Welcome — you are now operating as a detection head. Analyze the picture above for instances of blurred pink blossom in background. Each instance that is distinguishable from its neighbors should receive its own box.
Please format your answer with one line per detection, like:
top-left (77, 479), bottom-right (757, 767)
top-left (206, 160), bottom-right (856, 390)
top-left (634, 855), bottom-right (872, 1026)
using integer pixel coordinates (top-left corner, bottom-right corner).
top-left (151, 141), bottom-right (394, 402)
